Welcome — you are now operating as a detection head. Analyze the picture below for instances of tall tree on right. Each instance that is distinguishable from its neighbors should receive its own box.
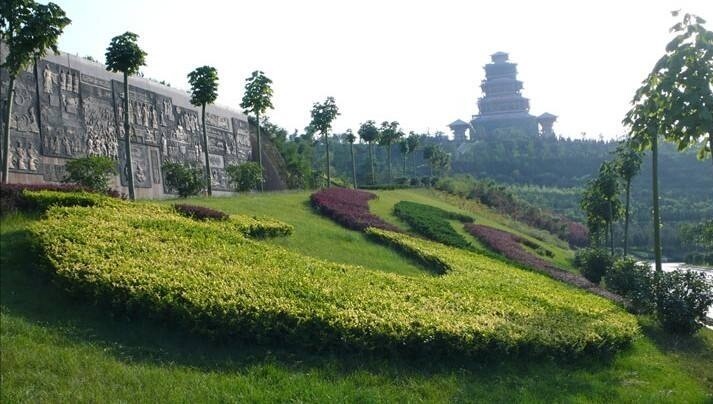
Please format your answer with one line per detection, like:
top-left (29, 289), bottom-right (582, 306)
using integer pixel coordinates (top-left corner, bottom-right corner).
top-left (1, 0), bottom-right (70, 184)
top-left (623, 11), bottom-right (713, 275)
top-left (240, 70), bottom-right (273, 192)
top-left (344, 129), bottom-right (357, 188)
top-left (105, 32), bottom-right (146, 200)
top-left (406, 131), bottom-right (420, 176)
top-left (309, 97), bottom-right (339, 188)
top-left (187, 65), bottom-right (219, 196)
top-left (358, 120), bottom-right (379, 184)
top-left (614, 141), bottom-right (643, 255)
top-left (378, 121), bottom-right (402, 184)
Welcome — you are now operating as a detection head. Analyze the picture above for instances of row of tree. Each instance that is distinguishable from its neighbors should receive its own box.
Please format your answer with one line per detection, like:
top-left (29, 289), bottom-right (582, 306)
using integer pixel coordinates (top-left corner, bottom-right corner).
top-left (583, 11), bottom-right (713, 277)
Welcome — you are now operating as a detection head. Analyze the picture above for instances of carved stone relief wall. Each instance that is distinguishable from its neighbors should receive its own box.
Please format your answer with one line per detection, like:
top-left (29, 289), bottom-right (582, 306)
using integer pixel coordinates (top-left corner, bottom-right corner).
top-left (3, 50), bottom-right (252, 197)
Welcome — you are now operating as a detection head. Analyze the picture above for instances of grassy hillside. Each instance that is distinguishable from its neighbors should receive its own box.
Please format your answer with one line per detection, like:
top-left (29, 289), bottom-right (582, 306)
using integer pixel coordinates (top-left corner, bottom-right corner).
top-left (2, 190), bottom-right (712, 402)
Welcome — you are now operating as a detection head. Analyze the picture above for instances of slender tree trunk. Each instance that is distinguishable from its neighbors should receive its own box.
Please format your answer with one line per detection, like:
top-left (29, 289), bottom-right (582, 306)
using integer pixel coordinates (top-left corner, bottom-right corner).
top-left (256, 111), bottom-right (263, 192)
top-left (652, 134), bottom-right (662, 277)
top-left (369, 142), bottom-right (375, 185)
top-left (402, 154), bottom-right (406, 176)
top-left (608, 201), bottom-right (614, 255)
top-left (350, 143), bottom-right (357, 189)
top-left (33, 59), bottom-right (44, 154)
top-left (624, 178), bottom-right (631, 255)
top-left (123, 72), bottom-right (135, 200)
top-left (202, 103), bottom-right (212, 196)
top-left (387, 143), bottom-right (392, 183)
top-left (324, 132), bottom-right (330, 188)
top-left (2, 76), bottom-right (15, 184)
top-left (412, 151), bottom-right (416, 177)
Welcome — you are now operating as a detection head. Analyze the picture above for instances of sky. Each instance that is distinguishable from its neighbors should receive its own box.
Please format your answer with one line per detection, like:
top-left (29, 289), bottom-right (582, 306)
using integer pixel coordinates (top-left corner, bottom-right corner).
top-left (49, 0), bottom-right (713, 140)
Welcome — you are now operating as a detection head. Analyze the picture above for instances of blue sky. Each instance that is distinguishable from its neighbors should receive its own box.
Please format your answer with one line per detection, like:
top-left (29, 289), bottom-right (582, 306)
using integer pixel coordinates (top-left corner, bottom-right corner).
top-left (51, 0), bottom-right (712, 139)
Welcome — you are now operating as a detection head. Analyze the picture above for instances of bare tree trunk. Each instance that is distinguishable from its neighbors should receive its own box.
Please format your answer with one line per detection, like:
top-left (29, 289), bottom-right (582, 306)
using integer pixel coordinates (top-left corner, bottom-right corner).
top-left (652, 134), bottom-right (662, 277)
top-left (2, 76), bottom-right (15, 184)
top-left (624, 179), bottom-right (631, 255)
top-left (350, 142), bottom-right (357, 189)
top-left (256, 111), bottom-right (263, 192)
top-left (122, 72), bottom-right (135, 200)
top-left (369, 142), bottom-right (375, 185)
top-left (387, 143), bottom-right (392, 183)
top-left (202, 103), bottom-right (212, 196)
top-left (324, 132), bottom-right (330, 188)
top-left (609, 201), bottom-right (614, 255)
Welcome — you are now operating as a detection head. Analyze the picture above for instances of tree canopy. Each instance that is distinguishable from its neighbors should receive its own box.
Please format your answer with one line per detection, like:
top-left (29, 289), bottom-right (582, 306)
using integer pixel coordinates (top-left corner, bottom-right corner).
top-left (240, 70), bottom-right (273, 116)
top-left (188, 66), bottom-right (219, 107)
top-left (105, 32), bottom-right (146, 75)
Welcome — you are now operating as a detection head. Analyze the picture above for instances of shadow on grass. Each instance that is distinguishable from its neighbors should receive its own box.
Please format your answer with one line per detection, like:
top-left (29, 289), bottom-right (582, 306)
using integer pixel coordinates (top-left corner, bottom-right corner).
top-left (0, 222), bottom-right (631, 402)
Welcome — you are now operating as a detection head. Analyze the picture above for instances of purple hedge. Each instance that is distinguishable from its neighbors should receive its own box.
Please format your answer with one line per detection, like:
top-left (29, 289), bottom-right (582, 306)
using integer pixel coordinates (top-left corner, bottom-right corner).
top-left (465, 223), bottom-right (624, 303)
top-left (174, 204), bottom-right (229, 221)
top-left (310, 188), bottom-right (399, 232)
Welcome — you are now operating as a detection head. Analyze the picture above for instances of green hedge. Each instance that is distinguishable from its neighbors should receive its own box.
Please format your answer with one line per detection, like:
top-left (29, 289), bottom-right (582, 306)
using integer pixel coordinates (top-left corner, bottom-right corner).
top-left (30, 199), bottom-right (638, 357)
top-left (393, 201), bottom-right (473, 249)
top-left (23, 190), bottom-right (110, 212)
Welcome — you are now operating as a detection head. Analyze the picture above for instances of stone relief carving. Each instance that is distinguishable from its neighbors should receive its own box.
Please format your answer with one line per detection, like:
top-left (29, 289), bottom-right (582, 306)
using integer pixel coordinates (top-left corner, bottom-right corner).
top-left (9, 138), bottom-right (40, 172)
top-left (84, 100), bottom-right (119, 159)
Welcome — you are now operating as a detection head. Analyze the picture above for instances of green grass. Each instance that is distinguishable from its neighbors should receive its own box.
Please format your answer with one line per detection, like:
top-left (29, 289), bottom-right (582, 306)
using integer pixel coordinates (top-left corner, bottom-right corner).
top-left (161, 191), bottom-right (428, 278)
top-left (2, 192), bottom-right (713, 402)
top-left (369, 189), bottom-right (577, 270)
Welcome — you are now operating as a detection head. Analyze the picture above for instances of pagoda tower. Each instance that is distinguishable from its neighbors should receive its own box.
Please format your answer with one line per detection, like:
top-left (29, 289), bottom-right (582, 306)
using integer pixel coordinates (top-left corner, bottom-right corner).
top-left (470, 52), bottom-right (538, 138)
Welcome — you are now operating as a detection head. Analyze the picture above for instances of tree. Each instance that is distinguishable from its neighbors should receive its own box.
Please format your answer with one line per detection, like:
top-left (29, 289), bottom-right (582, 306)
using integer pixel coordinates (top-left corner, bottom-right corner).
top-left (358, 120), bottom-right (379, 184)
top-left (614, 141), bottom-right (643, 255)
top-left (226, 161), bottom-right (264, 192)
top-left (105, 31), bottom-right (146, 200)
top-left (344, 129), bottom-right (357, 188)
top-left (309, 97), bottom-right (339, 187)
top-left (1, 0), bottom-right (70, 184)
top-left (162, 161), bottom-right (205, 198)
top-left (581, 161), bottom-right (622, 254)
top-left (423, 145), bottom-right (437, 177)
top-left (406, 132), bottom-right (420, 176)
top-left (398, 138), bottom-right (409, 176)
top-left (654, 12), bottom-right (713, 169)
top-left (63, 156), bottom-right (117, 193)
top-left (240, 70), bottom-right (273, 192)
top-left (623, 11), bottom-right (712, 275)
top-left (378, 121), bottom-right (402, 183)
top-left (187, 66), bottom-right (219, 196)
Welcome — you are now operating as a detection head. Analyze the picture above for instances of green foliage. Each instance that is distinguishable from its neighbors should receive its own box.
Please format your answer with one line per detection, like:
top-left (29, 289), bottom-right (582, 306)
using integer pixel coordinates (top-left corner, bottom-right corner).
top-left (62, 156), bottom-right (117, 193)
top-left (679, 220), bottom-right (713, 265)
top-left (240, 70), bottom-right (274, 117)
top-left (187, 66), bottom-right (219, 107)
top-left (574, 248), bottom-right (613, 284)
top-left (393, 201), bottom-right (472, 249)
top-left (226, 162), bottom-right (264, 192)
top-left (104, 32), bottom-right (145, 75)
top-left (309, 97), bottom-right (340, 137)
top-left (162, 161), bottom-right (205, 198)
top-left (0, 1), bottom-right (70, 77)
top-left (614, 141), bottom-right (643, 183)
top-left (30, 198), bottom-right (638, 357)
top-left (656, 270), bottom-right (713, 335)
top-left (580, 161), bottom-right (622, 244)
top-left (605, 257), bottom-right (655, 313)
top-left (22, 190), bottom-right (108, 212)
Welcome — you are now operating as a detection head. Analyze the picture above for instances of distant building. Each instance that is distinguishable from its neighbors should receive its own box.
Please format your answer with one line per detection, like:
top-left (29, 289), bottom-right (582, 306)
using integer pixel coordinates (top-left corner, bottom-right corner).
top-left (448, 52), bottom-right (556, 142)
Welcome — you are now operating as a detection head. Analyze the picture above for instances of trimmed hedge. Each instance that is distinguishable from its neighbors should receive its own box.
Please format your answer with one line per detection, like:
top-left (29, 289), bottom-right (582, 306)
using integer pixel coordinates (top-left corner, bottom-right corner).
top-left (464, 223), bottom-right (624, 304)
top-left (393, 201), bottom-right (473, 249)
top-left (310, 188), bottom-right (399, 232)
top-left (31, 198), bottom-right (638, 357)
top-left (174, 204), bottom-right (229, 221)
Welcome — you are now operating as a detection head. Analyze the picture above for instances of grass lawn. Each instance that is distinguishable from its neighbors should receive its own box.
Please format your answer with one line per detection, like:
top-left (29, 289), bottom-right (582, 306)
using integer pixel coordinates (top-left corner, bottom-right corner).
top-left (2, 191), bottom-right (712, 402)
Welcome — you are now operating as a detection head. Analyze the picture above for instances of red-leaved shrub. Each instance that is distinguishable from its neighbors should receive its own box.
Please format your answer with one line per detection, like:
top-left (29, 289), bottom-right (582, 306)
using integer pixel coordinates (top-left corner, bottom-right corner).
top-left (310, 188), bottom-right (399, 232)
top-left (174, 204), bottom-right (229, 221)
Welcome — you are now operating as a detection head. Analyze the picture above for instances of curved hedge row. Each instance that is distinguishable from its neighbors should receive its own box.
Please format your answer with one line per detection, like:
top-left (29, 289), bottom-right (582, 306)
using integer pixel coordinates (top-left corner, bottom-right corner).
top-left (31, 198), bottom-right (638, 357)
top-left (393, 201), bottom-right (473, 248)
top-left (310, 188), bottom-right (399, 232)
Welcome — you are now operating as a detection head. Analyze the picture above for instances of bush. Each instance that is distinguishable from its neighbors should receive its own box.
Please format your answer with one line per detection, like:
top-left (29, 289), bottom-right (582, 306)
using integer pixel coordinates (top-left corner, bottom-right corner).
top-left (409, 177), bottom-right (420, 186)
top-left (310, 188), bottom-right (399, 232)
top-left (655, 270), bottom-right (713, 335)
top-left (31, 200), bottom-right (639, 357)
top-left (1, 183), bottom-right (87, 215)
top-left (63, 156), bottom-right (117, 193)
top-left (226, 162), bottom-right (264, 192)
top-left (163, 162), bottom-right (206, 198)
top-left (393, 201), bottom-right (472, 248)
top-left (574, 248), bottom-right (613, 283)
top-left (174, 204), bottom-right (228, 221)
top-left (22, 190), bottom-right (109, 212)
top-left (605, 257), bottom-right (655, 313)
